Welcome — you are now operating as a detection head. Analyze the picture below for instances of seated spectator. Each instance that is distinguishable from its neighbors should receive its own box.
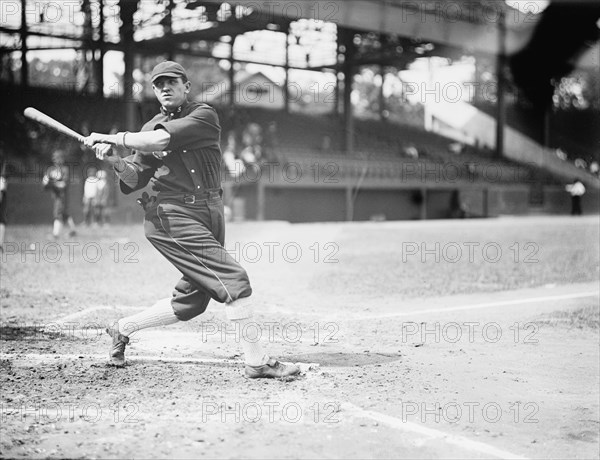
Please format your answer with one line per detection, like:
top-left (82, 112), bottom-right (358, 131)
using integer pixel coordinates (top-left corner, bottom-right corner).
top-left (239, 122), bottom-right (263, 165)
top-left (222, 131), bottom-right (245, 180)
top-left (555, 148), bottom-right (568, 161)
top-left (448, 142), bottom-right (465, 154)
top-left (402, 144), bottom-right (419, 159)
top-left (320, 135), bottom-right (332, 153)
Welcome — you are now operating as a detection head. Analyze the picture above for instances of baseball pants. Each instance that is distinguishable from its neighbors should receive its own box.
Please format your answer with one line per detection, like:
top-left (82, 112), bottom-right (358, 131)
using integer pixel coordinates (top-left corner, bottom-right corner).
top-left (143, 190), bottom-right (252, 321)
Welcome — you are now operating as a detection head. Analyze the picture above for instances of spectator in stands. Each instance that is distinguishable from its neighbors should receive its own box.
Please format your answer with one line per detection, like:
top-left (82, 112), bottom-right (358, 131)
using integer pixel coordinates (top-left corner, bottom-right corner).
top-left (574, 158), bottom-right (587, 169)
top-left (320, 135), bottom-right (332, 153)
top-left (42, 149), bottom-right (77, 239)
top-left (240, 123), bottom-right (263, 165)
top-left (0, 155), bottom-right (7, 252)
top-left (222, 130), bottom-right (244, 180)
top-left (448, 142), bottom-right (465, 155)
top-left (263, 121), bottom-right (279, 161)
top-left (555, 148), bottom-right (568, 161)
top-left (221, 130), bottom-right (244, 222)
top-left (94, 169), bottom-right (110, 226)
top-left (589, 161), bottom-right (599, 175)
top-left (82, 166), bottom-right (98, 226)
top-left (565, 180), bottom-right (586, 216)
top-left (402, 144), bottom-right (419, 159)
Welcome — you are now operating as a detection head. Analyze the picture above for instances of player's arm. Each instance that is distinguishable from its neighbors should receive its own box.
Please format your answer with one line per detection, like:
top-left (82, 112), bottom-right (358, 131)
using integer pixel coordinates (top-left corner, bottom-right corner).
top-left (155, 105), bottom-right (220, 150)
top-left (84, 129), bottom-right (171, 153)
top-left (92, 143), bottom-right (158, 193)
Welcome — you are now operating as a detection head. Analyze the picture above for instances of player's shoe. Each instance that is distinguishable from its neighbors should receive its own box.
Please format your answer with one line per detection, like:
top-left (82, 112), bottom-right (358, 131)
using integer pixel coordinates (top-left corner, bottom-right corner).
top-left (106, 323), bottom-right (129, 367)
top-left (245, 358), bottom-right (300, 379)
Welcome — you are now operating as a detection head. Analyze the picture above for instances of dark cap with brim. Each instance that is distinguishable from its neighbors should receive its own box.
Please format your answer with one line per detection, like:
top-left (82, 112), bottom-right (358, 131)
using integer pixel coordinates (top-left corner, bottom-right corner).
top-left (151, 61), bottom-right (188, 83)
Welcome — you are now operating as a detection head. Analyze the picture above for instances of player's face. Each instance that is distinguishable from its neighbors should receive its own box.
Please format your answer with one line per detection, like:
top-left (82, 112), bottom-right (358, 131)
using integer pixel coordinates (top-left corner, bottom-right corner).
top-left (153, 77), bottom-right (190, 110)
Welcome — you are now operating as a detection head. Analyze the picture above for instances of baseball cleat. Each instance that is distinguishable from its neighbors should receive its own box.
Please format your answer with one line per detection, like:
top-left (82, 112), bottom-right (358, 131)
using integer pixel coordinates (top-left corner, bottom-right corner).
top-left (106, 323), bottom-right (129, 367)
top-left (245, 358), bottom-right (300, 379)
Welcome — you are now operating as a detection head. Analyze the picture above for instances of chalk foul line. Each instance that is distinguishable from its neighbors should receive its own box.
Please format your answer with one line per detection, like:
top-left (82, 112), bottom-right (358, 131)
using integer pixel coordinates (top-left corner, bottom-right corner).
top-left (343, 403), bottom-right (529, 460)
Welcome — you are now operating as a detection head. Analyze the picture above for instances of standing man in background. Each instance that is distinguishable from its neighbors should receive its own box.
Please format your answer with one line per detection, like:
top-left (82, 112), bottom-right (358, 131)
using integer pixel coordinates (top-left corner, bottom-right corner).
top-left (0, 154), bottom-right (7, 252)
top-left (82, 166), bottom-right (98, 226)
top-left (94, 169), bottom-right (110, 226)
top-left (84, 61), bottom-right (299, 379)
top-left (42, 149), bottom-right (77, 239)
top-left (566, 180), bottom-right (586, 216)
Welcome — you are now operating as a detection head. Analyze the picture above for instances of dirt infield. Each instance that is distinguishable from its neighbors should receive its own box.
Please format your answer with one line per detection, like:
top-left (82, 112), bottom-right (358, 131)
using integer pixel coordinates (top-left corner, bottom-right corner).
top-left (1, 216), bottom-right (599, 459)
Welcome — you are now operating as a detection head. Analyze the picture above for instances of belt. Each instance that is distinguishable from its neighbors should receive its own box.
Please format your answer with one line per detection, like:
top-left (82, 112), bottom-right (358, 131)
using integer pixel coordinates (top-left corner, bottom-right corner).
top-left (158, 189), bottom-right (222, 204)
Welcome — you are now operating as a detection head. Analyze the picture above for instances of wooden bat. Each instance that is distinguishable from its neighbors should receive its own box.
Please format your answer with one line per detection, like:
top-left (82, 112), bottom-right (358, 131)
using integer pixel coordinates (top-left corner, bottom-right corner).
top-left (23, 107), bottom-right (86, 143)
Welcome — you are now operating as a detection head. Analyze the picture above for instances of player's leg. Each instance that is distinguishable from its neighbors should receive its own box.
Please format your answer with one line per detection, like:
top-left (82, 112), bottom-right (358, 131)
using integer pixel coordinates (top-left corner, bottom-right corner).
top-left (83, 198), bottom-right (92, 226)
top-left (62, 191), bottom-right (76, 236)
top-left (96, 204), bottom-right (104, 226)
top-left (106, 297), bottom-right (180, 366)
top-left (144, 198), bottom-right (298, 377)
top-left (52, 194), bottom-right (63, 238)
top-left (106, 277), bottom-right (209, 366)
top-left (66, 216), bottom-right (77, 236)
top-left (144, 200), bottom-right (251, 304)
top-left (203, 197), bottom-right (295, 376)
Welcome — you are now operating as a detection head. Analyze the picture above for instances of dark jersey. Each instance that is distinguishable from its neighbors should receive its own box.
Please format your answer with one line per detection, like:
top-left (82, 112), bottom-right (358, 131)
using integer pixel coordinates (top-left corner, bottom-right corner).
top-left (119, 101), bottom-right (222, 194)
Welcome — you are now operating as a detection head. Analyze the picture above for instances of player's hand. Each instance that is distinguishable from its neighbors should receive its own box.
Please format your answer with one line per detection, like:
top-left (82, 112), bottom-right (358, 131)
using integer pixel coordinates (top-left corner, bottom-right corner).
top-left (84, 132), bottom-right (110, 147)
top-left (93, 143), bottom-right (115, 161)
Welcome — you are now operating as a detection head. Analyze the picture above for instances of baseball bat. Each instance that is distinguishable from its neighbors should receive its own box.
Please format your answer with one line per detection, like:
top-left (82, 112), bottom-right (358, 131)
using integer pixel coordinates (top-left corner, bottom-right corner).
top-left (23, 107), bottom-right (86, 143)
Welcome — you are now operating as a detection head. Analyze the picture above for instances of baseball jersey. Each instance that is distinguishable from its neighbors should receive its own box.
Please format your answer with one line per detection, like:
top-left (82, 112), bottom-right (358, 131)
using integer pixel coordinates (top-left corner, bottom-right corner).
top-left (84, 177), bottom-right (97, 199)
top-left (118, 101), bottom-right (222, 194)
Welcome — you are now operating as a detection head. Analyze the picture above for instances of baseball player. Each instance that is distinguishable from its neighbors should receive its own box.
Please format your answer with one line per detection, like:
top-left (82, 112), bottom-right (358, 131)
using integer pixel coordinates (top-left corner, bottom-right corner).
top-left (84, 61), bottom-right (299, 379)
top-left (94, 169), bottom-right (110, 226)
top-left (82, 166), bottom-right (98, 226)
top-left (42, 149), bottom-right (77, 239)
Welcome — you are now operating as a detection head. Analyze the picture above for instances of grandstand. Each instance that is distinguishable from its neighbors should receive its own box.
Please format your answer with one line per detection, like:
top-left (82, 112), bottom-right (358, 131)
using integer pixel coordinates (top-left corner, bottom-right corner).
top-left (1, 0), bottom-right (599, 224)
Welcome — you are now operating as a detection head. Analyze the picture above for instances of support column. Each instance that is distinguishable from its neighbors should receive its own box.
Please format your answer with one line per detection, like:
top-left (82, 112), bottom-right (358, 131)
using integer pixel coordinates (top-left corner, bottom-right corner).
top-left (340, 29), bottom-right (355, 156)
top-left (284, 26), bottom-right (290, 113)
top-left (164, 0), bottom-right (175, 60)
top-left (495, 10), bottom-right (506, 159)
top-left (229, 35), bottom-right (237, 109)
top-left (256, 181), bottom-right (265, 221)
top-left (20, 0), bottom-right (28, 88)
top-left (345, 186), bottom-right (354, 221)
top-left (482, 188), bottom-right (489, 218)
top-left (542, 101), bottom-right (552, 147)
top-left (96, 0), bottom-right (105, 96)
top-left (420, 188), bottom-right (428, 220)
top-left (120, 0), bottom-right (137, 131)
top-left (334, 28), bottom-right (342, 116)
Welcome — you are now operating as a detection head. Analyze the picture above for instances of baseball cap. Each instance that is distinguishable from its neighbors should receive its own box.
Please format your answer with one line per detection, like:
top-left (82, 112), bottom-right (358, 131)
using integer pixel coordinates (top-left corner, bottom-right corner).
top-left (151, 61), bottom-right (188, 83)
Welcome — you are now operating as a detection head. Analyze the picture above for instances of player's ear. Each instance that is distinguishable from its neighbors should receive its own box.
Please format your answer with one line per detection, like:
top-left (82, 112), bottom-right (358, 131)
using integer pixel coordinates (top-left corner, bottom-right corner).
top-left (184, 80), bottom-right (191, 94)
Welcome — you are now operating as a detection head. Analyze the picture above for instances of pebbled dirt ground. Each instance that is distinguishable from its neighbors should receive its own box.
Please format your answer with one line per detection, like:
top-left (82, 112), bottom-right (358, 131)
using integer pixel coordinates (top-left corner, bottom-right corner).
top-left (1, 216), bottom-right (599, 459)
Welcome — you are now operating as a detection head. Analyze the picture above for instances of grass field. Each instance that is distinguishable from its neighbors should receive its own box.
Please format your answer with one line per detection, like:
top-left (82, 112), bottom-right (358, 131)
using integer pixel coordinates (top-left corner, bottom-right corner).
top-left (1, 215), bottom-right (599, 459)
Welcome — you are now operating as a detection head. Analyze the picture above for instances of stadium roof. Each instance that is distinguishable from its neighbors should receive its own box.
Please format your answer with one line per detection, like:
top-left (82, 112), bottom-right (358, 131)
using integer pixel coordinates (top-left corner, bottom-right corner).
top-left (1, 1), bottom-right (597, 68)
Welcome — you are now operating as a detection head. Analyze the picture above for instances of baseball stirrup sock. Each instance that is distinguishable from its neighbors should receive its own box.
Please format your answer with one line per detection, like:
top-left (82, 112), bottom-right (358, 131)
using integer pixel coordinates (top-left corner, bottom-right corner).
top-left (225, 299), bottom-right (269, 367)
top-left (118, 298), bottom-right (180, 337)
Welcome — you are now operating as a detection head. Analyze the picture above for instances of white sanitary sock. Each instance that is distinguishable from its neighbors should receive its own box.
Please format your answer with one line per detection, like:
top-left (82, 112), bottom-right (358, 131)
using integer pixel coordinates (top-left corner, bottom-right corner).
top-left (225, 299), bottom-right (269, 367)
top-left (118, 298), bottom-right (180, 337)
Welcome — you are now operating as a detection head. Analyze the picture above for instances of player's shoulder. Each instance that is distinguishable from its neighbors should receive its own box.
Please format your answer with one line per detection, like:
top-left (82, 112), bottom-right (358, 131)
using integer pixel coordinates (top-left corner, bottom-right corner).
top-left (186, 101), bottom-right (218, 115)
top-left (141, 113), bottom-right (164, 132)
